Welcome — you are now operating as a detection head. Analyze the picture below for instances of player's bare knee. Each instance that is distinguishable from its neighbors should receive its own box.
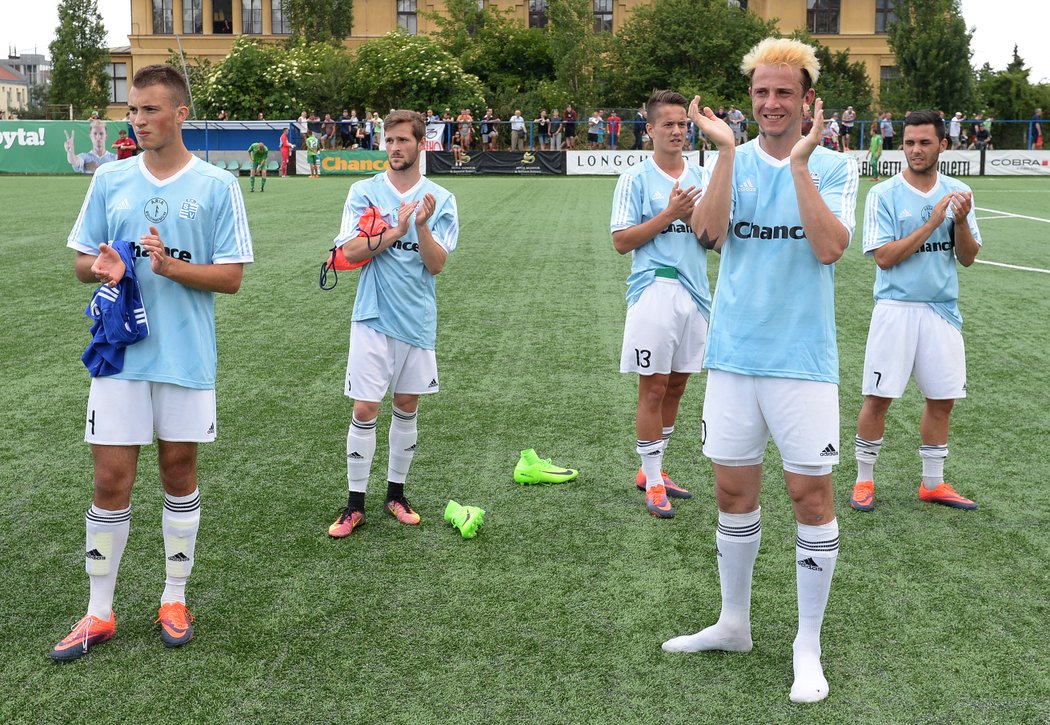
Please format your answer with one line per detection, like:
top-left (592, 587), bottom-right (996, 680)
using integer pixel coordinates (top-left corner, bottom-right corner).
top-left (638, 374), bottom-right (669, 410)
top-left (353, 400), bottom-right (380, 421)
top-left (925, 398), bottom-right (955, 417)
top-left (665, 373), bottom-right (689, 402)
top-left (391, 394), bottom-right (419, 414)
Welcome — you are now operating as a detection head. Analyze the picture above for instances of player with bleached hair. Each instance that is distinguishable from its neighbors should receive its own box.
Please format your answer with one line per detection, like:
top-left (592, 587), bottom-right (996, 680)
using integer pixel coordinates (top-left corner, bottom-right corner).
top-left (851, 110), bottom-right (982, 513)
top-left (611, 90), bottom-right (712, 518)
top-left (662, 37), bottom-right (859, 703)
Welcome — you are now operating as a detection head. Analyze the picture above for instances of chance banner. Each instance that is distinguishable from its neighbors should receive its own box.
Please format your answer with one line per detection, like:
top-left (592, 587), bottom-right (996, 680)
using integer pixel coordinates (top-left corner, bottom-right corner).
top-left (427, 150), bottom-right (565, 175)
top-left (0, 120), bottom-right (128, 174)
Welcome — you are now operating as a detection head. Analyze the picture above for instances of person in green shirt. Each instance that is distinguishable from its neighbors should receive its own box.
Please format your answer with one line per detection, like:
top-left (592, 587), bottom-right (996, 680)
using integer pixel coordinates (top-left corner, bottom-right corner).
top-left (305, 131), bottom-right (320, 178)
top-left (248, 141), bottom-right (269, 192)
top-left (867, 123), bottom-right (883, 181)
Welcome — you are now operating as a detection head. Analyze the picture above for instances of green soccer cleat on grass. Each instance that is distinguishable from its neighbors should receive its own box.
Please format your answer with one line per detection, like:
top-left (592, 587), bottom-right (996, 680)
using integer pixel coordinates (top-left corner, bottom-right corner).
top-left (513, 448), bottom-right (579, 484)
top-left (444, 500), bottom-right (485, 539)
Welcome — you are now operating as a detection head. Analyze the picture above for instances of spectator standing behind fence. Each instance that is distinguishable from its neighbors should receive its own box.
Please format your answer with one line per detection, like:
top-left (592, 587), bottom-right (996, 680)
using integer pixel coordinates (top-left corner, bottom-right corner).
top-left (949, 112), bottom-right (963, 150)
top-left (983, 115), bottom-right (994, 149)
top-left (322, 114), bottom-right (337, 150)
top-left (608, 110), bottom-right (622, 149)
top-left (535, 110), bottom-right (551, 150)
top-left (1032, 108), bottom-right (1043, 149)
top-left (297, 110), bottom-right (308, 135)
top-left (112, 129), bottom-right (137, 160)
top-left (510, 110), bottom-right (526, 151)
top-left (308, 111), bottom-right (322, 143)
top-left (633, 106), bottom-right (646, 150)
top-left (372, 112), bottom-right (383, 149)
top-left (458, 108), bottom-right (473, 149)
top-left (728, 106), bottom-right (747, 145)
top-left (550, 109), bottom-right (563, 151)
top-left (480, 109), bottom-right (496, 151)
top-left (880, 112), bottom-right (894, 150)
top-left (840, 106), bottom-right (855, 150)
top-left (564, 105), bottom-right (577, 149)
top-left (972, 114), bottom-right (990, 150)
top-left (339, 110), bottom-right (353, 149)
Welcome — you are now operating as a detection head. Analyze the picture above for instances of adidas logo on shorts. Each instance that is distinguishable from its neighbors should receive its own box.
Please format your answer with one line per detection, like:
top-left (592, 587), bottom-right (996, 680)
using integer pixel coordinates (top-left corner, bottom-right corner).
top-left (819, 443), bottom-right (838, 457)
top-left (428, 379), bottom-right (438, 388)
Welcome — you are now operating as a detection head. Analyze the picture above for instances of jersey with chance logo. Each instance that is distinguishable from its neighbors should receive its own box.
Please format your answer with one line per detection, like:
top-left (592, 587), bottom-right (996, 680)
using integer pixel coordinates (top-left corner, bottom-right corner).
top-left (704, 140), bottom-right (859, 383)
top-left (67, 155), bottom-right (253, 389)
top-left (863, 172), bottom-right (981, 330)
top-left (335, 171), bottom-right (459, 350)
top-left (610, 156), bottom-right (712, 320)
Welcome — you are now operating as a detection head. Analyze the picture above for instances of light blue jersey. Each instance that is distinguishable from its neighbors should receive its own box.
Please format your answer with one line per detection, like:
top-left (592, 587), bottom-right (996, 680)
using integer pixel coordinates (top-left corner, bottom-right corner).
top-left (67, 155), bottom-right (254, 389)
top-left (863, 173), bottom-right (981, 330)
top-left (610, 157), bottom-right (712, 319)
top-left (704, 140), bottom-right (859, 383)
top-left (335, 171), bottom-right (458, 350)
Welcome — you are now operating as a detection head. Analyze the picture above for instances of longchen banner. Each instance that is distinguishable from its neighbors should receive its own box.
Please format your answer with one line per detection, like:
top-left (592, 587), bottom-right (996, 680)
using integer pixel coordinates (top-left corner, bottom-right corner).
top-left (0, 120), bottom-right (128, 174)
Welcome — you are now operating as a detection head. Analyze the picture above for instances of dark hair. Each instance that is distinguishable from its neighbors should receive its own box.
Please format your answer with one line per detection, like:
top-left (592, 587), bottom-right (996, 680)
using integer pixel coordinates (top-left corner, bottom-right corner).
top-left (383, 110), bottom-right (425, 141)
top-left (132, 64), bottom-right (190, 108)
top-left (647, 90), bottom-right (687, 122)
top-left (904, 110), bottom-right (946, 141)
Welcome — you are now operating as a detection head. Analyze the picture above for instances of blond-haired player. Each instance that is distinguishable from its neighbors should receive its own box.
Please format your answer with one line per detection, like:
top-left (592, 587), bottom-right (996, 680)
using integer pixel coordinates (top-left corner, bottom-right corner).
top-left (662, 38), bottom-right (859, 704)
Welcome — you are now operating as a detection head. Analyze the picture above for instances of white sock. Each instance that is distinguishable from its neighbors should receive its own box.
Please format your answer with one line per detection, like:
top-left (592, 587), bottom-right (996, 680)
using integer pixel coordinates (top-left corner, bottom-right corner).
top-left (387, 407), bottom-right (418, 484)
top-left (855, 435), bottom-right (882, 483)
top-left (791, 519), bottom-right (839, 703)
top-left (86, 504), bottom-right (131, 620)
top-left (347, 415), bottom-right (377, 493)
top-left (637, 438), bottom-right (665, 490)
top-left (662, 509), bottom-right (760, 653)
top-left (661, 425), bottom-right (674, 450)
top-left (161, 489), bottom-right (201, 605)
top-left (919, 444), bottom-right (948, 490)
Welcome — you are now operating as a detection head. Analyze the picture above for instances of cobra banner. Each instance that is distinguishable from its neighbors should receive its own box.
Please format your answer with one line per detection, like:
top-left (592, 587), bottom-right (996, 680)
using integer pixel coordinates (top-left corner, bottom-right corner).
top-left (427, 150), bottom-right (565, 175)
top-left (0, 120), bottom-right (128, 174)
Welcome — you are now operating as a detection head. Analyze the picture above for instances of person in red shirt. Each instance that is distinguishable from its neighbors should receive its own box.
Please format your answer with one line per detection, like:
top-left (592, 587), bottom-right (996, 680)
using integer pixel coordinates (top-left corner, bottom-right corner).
top-left (608, 111), bottom-right (622, 148)
top-left (279, 129), bottom-right (293, 177)
top-left (111, 129), bottom-right (137, 160)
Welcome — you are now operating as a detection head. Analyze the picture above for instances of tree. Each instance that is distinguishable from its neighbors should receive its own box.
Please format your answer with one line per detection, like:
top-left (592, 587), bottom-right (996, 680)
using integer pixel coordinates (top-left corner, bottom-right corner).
top-left (791, 31), bottom-right (873, 115)
top-left (607, 0), bottom-right (777, 109)
top-left (48, 0), bottom-right (111, 116)
top-left (886, 0), bottom-right (975, 113)
top-left (547, 0), bottom-right (607, 106)
top-left (975, 47), bottom-right (1039, 148)
top-left (284, 0), bottom-right (354, 43)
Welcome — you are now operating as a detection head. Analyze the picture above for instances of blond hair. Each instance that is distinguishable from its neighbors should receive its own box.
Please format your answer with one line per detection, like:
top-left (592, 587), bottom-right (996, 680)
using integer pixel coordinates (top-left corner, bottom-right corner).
top-left (741, 38), bottom-right (820, 92)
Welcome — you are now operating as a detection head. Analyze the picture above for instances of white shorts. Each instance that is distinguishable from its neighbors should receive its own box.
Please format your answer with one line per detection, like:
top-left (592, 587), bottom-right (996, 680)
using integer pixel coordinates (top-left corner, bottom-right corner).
top-left (345, 321), bottom-right (439, 402)
top-left (85, 378), bottom-right (217, 445)
top-left (702, 369), bottom-right (840, 467)
top-left (619, 278), bottom-right (708, 375)
top-left (862, 300), bottom-right (966, 400)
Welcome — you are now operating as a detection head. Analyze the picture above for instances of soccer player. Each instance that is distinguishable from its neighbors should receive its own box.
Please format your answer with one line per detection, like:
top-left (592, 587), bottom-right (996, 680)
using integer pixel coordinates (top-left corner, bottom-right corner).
top-left (305, 131), bottom-right (320, 178)
top-left (611, 90), bottom-right (710, 519)
top-left (248, 140), bottom-right (268, 192)
top-left (52, 64), bottom-right (253, 661)
top-left (663, 38), bottom-right (859, 705)
top-left (851, 110), bottom-right (982, 513)
top-left (279, 129), bottom-right (293, 177)
top-left (327, 110), bottom-right (459, 538)
top-left (868, 123), bottom-right (883, 181)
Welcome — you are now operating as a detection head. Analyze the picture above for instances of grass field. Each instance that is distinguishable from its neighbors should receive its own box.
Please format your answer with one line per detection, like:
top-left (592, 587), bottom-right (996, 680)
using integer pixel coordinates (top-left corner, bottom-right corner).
top-left (1, 170), bottom-right (1049, 724)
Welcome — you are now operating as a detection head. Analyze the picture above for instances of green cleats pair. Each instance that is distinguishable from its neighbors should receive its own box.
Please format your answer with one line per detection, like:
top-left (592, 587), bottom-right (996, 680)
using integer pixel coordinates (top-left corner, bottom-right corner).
top-left (513, 448), bottom-right (579, 484)
top-left (444, 500), bottom-right (485, 539)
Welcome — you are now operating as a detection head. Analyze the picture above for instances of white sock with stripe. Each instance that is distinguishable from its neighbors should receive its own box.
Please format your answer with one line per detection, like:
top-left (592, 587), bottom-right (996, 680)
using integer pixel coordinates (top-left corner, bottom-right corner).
top-left (919, 444), bottom-right (948, 490)
top-left (637, 438), bottom-right (665, 490)
top-left (387, 407), bottom-right (418, 485)
top-left (662, 509), bottom-right (760, 653)
top-left (347, 415), bottom-right (377, 493)
top-left (791, 518), bottom-right (839, 703)
top-left (855, 435), bottom-right (882, 482)
top-left (162, 489), bottom-right (201, 605)
top-left (86, 504), bottom-right (131, 620)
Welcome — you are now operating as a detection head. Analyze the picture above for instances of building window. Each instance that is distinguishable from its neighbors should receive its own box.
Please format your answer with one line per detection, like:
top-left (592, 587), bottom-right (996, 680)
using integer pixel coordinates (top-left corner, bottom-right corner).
top-left (875, 0), bottom-right (896, 33)
top-left (271, 0), bottom-right (291, 33)
top-left (152, 0), bottom-right (173, 34)
top-left (213, 0), bottom-right (233, 33)
top-left (242, 0), bottom-right (262, 33)
top-left (397, 0), bottom-right (417, 34)
top-left (807, 0), bottom-right (839, 35)
top-left (108, 62), bottom-right (128, 103)
top-left (593, 0), bottom-right (612, 32)
top-left (183, 0), bottom-right (203, 33)
top-left (529, 0), bottom-right (547, 28)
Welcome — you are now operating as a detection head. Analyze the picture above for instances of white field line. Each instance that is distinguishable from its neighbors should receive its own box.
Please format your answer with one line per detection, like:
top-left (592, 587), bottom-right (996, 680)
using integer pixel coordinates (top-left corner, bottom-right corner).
top-left (973, 259), bottom-right (1050, 274)
top-left (965, 208), bottom-right (1050, 273)
top-left (975, 207), bottom-right (1050, 224)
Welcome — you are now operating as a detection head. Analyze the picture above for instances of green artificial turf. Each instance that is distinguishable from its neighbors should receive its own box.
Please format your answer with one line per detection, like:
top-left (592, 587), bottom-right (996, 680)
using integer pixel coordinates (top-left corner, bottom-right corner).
top-left (0, 172), bottom-right (1048, 724)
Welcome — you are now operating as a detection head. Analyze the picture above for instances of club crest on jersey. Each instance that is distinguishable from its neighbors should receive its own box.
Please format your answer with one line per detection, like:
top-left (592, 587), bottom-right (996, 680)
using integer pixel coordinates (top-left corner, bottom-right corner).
top-left (179, 199), bottom-right (200, 221)
top-left (144, 197), bottom-right (168, 223)
top-left (921, 204), bottom-right (934, 222)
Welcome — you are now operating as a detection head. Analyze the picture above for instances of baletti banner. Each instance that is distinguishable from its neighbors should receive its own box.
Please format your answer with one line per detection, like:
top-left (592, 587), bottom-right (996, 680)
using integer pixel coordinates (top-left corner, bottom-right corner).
top-left (845, 150), bottom-right (981, 178)
top-left (567, 150), bottom-right (702, 175)
top-left (0, 120), bottom-right (128, 174)
top-left (427, 150), bottom-right (565, 175)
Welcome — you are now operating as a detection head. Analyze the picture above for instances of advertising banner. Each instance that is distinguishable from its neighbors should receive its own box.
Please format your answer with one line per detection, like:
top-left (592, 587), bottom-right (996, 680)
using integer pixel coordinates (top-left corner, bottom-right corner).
top-left (427, 150), bottom-right (565, 175)
top-left (0, 120), bottom-right (128, 174)
top-left (566, 150), bottom-right (701, 175)
top-left (846, 150), bottom-right (982, 178)
top-left (295, 150), bottom-right (428, 176)
top-left (983, 150), bottom-right (1050, 176)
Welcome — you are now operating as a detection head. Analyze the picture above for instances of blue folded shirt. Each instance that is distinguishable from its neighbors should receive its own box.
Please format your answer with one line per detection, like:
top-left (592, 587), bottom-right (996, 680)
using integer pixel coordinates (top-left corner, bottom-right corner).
top-left (81, 241), bottom-right (149, 377)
